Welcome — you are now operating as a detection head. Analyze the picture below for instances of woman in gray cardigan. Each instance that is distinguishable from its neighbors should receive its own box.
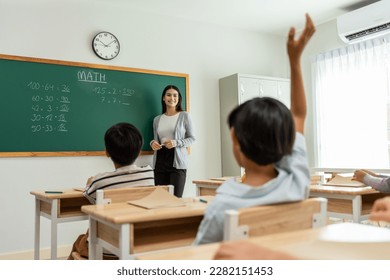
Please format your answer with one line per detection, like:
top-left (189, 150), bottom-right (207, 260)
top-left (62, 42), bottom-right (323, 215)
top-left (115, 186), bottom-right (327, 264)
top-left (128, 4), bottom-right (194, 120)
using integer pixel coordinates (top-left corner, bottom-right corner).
top-left (150, 85), bottom-right (195, 197)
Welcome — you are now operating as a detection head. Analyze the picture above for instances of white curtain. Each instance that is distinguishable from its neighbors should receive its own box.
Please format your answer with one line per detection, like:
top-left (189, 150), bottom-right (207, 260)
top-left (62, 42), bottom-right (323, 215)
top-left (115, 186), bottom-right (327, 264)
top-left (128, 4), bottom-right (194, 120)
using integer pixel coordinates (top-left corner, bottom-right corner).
top-left (313, 36), bottom-right (390, 169)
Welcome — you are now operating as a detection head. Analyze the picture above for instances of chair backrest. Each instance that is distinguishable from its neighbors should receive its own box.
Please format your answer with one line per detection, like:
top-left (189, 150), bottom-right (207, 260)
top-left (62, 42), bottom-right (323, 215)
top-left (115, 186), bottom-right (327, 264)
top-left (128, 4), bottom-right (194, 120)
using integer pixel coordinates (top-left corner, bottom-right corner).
top-left (223, 197), bottom-right (327, 241)
top-left (95, 185), bottom-right (173, 205)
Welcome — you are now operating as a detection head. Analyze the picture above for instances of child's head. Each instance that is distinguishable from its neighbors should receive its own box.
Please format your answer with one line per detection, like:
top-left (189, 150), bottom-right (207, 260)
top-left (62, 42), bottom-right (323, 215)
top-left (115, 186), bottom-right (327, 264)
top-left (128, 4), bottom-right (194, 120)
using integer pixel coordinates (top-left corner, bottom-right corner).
top-left (228, 97), bottom-right (295, 166)
top-left (104, 122), bottom-right (143, 166)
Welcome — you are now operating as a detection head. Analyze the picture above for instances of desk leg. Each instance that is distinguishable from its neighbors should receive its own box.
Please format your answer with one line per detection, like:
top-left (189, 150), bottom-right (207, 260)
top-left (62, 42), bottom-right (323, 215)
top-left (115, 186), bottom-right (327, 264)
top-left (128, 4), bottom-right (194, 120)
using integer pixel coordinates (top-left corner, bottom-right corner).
top-left (195, 185), bottom-right (200, 196)
top-left (50, 199), bottom-right (58, 260)
top-left (34, 198), bottom-right (41, 260)
top-left (89, 218), bottom-right (101, 260)
top-left (118, 224), bottom-right (133, 260)
top-left (352, 195), bottom-right (362, 223)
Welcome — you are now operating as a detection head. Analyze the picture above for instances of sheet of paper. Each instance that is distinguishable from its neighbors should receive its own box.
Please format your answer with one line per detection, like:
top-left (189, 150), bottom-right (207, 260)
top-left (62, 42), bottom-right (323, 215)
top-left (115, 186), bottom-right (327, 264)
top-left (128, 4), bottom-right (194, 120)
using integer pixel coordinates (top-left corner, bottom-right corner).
top-left (318, 223), bottom-right (390, 243)
top-left (127, 188), bottom-right (185, 209)
top-left (323, 174), bottom-right (366, 187)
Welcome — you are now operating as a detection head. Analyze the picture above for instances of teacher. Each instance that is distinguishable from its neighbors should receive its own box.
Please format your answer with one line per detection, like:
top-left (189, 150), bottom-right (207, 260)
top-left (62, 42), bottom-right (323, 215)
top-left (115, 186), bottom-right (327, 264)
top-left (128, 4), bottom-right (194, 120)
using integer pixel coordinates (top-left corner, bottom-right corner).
top-left (150, 85), bottom-right (195, 197)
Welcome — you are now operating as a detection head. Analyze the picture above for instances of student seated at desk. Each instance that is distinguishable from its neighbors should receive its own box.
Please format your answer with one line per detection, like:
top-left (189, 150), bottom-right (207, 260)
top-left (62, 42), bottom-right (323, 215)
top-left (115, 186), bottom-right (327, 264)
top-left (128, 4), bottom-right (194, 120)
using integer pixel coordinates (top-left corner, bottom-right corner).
top-left (353, 169), bottom-right (390, 193)
top-left (193, 14), bottom-right (315, 245)
top-left (68, 122), bottom-right (154, 260)
top-left (83, 122), bottom-right (154, 203)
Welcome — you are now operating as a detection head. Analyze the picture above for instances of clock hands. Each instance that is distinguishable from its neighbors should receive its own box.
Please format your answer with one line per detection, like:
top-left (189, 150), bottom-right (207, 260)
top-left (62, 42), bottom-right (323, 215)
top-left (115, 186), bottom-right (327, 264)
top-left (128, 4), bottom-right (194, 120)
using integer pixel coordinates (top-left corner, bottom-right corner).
top-left (106, 40), bottom-right (117, 46)
top-left (97, 40), bottom-right (115, 48)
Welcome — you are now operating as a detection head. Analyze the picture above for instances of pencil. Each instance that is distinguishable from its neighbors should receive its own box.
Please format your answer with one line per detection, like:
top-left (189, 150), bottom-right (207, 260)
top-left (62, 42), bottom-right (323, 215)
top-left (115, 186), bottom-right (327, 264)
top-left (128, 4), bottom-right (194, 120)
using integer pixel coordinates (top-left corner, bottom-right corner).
top-left (45, 191), bottom-right (63, 194)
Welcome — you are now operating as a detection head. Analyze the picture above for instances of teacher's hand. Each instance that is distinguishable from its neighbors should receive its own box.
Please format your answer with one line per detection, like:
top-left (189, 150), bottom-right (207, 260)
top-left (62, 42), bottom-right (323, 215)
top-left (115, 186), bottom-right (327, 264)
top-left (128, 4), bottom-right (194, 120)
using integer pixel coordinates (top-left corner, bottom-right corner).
top-left (150, 140), bottom-right (162, 151)
top-left (163, 139), bottom-right (176, 149)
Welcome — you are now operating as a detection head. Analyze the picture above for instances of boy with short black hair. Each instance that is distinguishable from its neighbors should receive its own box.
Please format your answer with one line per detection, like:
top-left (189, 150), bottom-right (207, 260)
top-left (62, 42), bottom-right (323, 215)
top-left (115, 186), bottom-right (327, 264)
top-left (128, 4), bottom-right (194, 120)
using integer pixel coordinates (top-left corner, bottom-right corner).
top-left (69, 122), bottom-right (154, 259)
top-left (194, 14), bottom-right (316, 245)
top-left (83, 122), bottom-right (154, 203)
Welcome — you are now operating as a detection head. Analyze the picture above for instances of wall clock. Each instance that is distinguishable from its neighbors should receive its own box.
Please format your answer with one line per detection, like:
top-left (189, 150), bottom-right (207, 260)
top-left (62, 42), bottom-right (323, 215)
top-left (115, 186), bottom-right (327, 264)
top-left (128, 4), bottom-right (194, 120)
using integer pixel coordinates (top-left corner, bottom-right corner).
top-left (92, 32), bottom-right (120, 60)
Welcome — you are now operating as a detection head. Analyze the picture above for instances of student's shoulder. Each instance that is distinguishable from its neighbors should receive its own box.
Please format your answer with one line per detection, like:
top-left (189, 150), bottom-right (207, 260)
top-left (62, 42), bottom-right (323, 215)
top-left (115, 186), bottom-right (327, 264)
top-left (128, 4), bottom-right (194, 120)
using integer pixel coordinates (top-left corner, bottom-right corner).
top-left (123, 164), bottom-right (153, 172)
top-left (91, 169), bottom-right (117, 180)
top-left (214, 180), bottom-right (249, 202)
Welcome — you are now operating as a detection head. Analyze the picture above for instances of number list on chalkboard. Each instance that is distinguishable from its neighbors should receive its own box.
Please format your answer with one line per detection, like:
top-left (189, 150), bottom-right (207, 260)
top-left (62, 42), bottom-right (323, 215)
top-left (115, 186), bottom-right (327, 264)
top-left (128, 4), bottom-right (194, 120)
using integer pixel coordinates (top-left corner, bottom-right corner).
top-left (0, 54), bottom-right (188, 156)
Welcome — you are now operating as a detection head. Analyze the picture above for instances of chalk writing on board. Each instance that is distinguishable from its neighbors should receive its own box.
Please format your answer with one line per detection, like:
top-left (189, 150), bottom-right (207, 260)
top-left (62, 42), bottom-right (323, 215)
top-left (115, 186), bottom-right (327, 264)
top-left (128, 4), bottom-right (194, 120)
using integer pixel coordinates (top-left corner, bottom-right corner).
top-left (28, 81), bottom-right (71, 133)
top-left (93, 86), bottom-right (135, 105)
top-left (77, 70), bottom-right (106, 84)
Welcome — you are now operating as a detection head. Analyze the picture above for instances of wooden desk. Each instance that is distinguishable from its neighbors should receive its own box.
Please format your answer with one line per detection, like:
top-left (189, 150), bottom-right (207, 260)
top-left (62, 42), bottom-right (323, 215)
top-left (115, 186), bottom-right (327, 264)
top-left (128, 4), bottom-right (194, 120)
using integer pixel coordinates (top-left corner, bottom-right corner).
top-left (30, 189), bottom-right (90, 259)
top-left (138, 223), bottom-right (390, 260)
top-left (192, 179), bottom-right (388, 222)
top-left (81, 196), bottom-right (212, 260)
top-left (310, 185), bottom-right (388, 223)
top-left (193, 179), bottom-right (226, 196)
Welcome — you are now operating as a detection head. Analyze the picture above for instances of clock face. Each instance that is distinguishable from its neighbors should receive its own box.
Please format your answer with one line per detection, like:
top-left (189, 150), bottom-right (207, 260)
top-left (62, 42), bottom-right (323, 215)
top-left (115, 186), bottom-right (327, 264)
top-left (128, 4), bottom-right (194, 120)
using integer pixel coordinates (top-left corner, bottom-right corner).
top-left (92, 32), bottom-right (120, 60)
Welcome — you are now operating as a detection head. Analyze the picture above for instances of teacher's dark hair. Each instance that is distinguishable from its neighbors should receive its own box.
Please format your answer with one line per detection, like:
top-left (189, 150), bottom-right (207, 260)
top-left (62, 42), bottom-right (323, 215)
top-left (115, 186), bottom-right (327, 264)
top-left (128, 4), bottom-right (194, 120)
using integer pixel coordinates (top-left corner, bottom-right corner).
top-left (104, 122), bottom-right (143, 166)
top-left (228, 97), bottom-right (295, 165)
top-left (161, 85), bottom-right (183, 113)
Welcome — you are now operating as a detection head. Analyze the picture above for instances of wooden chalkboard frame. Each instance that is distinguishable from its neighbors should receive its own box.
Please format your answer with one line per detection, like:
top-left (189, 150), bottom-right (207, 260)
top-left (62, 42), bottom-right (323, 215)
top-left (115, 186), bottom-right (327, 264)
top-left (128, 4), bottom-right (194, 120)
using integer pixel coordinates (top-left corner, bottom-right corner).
top-left (0, 54), bottom-right (189, 157)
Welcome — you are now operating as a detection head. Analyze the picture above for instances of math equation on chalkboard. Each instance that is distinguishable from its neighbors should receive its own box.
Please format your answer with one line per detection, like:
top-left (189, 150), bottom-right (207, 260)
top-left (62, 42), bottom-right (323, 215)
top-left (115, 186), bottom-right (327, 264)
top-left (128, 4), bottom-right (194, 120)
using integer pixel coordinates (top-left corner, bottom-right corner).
top-left (28, 81), bottom-right (71, 133)
top-left (92, 86), bottom-right (135, 106)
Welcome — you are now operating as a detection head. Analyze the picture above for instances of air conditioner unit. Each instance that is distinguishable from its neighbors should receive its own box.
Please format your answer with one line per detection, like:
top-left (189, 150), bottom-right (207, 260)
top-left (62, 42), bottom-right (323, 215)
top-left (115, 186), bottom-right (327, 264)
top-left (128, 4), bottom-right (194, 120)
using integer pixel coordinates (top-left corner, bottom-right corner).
top-left (337, 0), bottom-right (390, 44)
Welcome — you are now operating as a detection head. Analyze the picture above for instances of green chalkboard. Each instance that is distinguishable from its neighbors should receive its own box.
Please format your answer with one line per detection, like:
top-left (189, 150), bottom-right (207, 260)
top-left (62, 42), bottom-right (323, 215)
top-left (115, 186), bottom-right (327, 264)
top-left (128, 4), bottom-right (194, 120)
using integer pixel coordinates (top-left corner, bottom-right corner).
top-left (0, 54), bottom-right (188, 157)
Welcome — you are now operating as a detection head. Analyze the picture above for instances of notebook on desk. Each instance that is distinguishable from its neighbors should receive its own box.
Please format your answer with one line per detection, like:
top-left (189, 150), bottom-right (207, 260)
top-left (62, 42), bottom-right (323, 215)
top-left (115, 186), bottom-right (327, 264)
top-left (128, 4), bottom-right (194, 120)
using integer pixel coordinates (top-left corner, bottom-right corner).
top-left (127, 188), bottom-right (185, 209)
top-left (322, 174), bottom-right (367, 187)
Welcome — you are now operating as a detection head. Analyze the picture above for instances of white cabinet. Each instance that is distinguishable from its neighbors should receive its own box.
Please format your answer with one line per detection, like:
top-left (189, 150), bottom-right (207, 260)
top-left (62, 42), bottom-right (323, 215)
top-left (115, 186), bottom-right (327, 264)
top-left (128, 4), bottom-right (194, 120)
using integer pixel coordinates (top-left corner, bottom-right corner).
top-left (219, 73), bottom-right (290, 177)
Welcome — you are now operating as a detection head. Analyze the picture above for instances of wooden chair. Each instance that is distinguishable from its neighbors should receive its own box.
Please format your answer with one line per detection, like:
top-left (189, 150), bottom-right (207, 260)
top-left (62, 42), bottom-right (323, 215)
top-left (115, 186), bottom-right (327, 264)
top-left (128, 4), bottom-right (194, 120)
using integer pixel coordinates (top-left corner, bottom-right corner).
top-left (223, 197), bottom-right (327, 241)
top-left (71, 185), bottom-right (172, 260)
top-left (95, 185), bottom-right (173, 205)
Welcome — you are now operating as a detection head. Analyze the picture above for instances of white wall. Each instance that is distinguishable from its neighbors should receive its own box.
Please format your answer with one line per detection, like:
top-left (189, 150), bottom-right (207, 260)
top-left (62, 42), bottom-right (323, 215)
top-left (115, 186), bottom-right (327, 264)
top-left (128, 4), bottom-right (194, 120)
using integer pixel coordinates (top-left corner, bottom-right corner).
top-left (0, 0), bottom-right (288, 255)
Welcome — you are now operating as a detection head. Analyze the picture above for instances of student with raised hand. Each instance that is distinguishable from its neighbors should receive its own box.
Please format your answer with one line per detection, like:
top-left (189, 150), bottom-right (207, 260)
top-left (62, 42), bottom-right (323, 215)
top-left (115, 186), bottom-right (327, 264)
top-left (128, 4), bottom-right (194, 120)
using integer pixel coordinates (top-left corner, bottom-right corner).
top-left (353, 169), bottom-right (390, 193)
top-left (150, 85), bottom-right (195, 197)
top-left (193, 14), bottom-right (315, 245)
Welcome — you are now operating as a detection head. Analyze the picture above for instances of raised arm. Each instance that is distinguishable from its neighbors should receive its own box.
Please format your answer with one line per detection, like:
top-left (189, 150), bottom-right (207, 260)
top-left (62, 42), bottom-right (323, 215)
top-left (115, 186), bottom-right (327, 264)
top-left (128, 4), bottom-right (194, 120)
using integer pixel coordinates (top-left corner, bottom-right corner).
top-left (287, 14), bottom-right (315, 134)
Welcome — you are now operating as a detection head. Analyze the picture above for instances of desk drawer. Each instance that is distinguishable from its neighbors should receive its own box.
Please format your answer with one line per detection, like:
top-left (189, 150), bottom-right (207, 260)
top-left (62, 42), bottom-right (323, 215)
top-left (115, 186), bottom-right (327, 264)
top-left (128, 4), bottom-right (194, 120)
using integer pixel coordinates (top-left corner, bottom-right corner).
top-left (40, 196), bottom-right (90, 218)
top-left (96, 216), bottom-right (203, 254)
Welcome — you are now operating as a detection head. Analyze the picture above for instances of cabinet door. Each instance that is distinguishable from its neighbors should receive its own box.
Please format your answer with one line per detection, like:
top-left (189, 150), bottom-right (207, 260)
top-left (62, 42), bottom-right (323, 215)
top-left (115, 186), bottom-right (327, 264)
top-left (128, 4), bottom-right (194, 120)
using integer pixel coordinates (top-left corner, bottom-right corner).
top-left (239, 77), bottom-right (259, 104)
top-left (258, 79), bottom-right (278, 99)
top-left (258, 79), bottom-right (290, 108)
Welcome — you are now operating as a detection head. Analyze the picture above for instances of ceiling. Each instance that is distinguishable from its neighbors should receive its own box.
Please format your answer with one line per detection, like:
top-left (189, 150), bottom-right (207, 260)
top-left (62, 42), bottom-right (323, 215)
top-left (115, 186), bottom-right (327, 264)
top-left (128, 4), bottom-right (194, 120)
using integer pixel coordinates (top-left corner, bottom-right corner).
top-left (118, 0), bottom-right (381, 35)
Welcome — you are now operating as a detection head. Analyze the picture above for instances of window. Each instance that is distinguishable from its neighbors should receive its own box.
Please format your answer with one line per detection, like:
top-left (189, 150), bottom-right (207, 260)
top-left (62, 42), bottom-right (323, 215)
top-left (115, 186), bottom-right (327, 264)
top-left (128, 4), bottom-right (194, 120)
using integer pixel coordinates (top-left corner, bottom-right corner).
top-left (313, 36), bottom-right (390, 169)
